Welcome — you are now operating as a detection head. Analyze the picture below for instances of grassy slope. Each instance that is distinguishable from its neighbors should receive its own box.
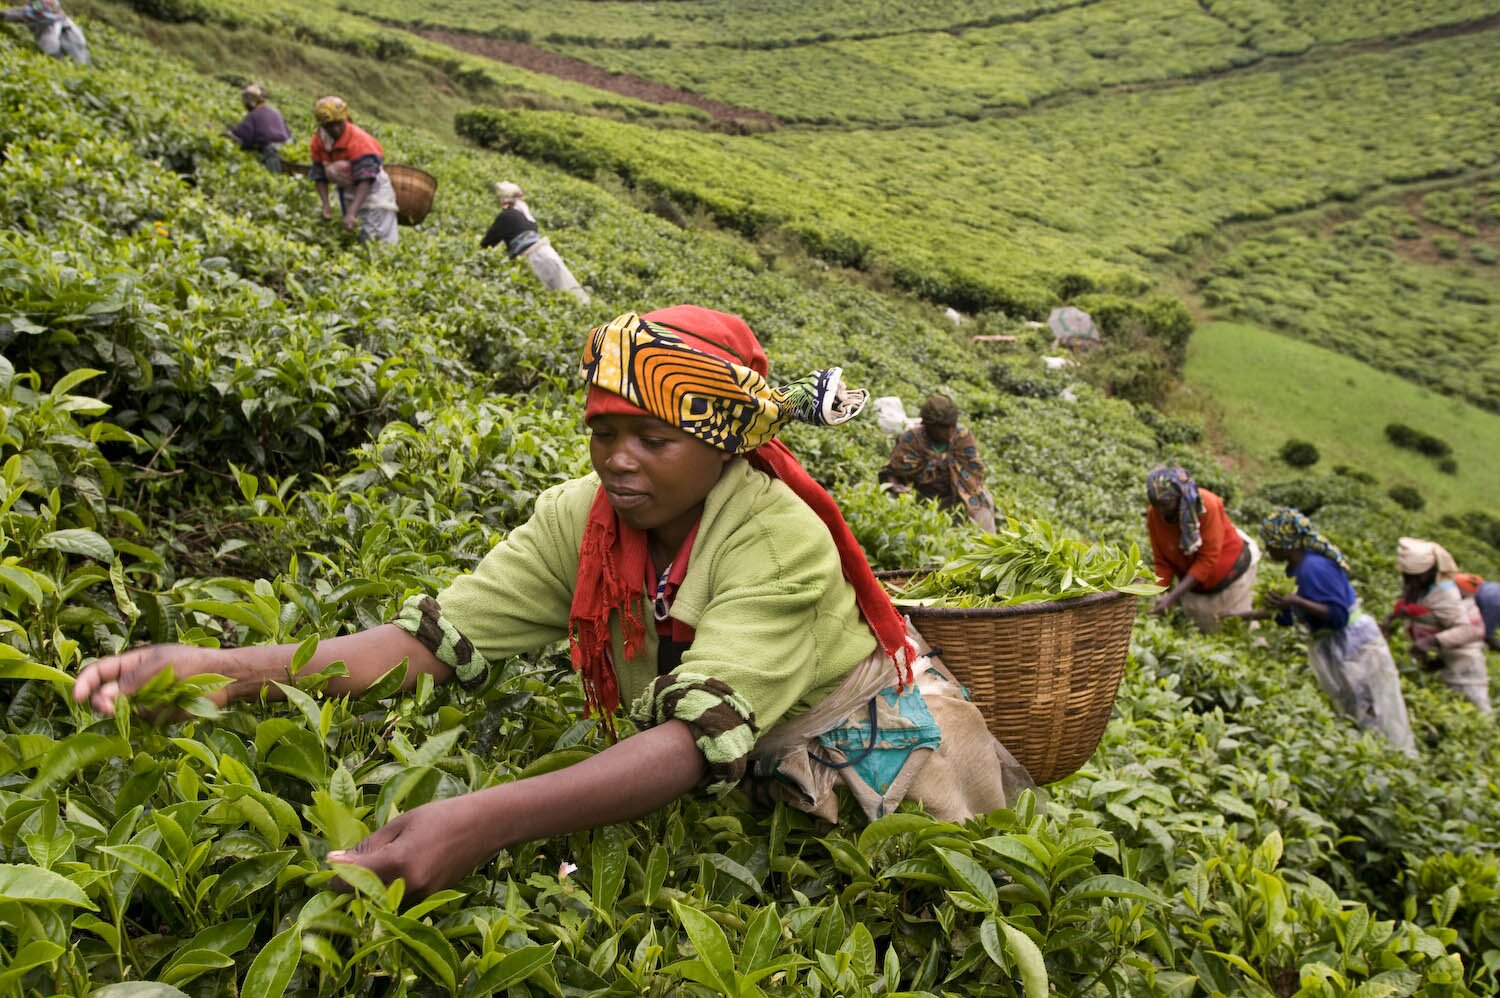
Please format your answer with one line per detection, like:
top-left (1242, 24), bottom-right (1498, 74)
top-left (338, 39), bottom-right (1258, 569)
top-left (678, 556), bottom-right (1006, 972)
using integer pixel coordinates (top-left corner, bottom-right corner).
top-left (1181, 321), bottom-right (1500, 517)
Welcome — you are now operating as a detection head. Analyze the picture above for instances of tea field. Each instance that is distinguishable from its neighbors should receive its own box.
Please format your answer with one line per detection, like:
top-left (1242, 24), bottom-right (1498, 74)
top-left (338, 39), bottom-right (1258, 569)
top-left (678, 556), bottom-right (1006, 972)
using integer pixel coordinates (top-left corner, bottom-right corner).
top-left (1196, 190), bottom-right (1500, 413)
top-left (452, 31), bottom-right (1500, 315)
top-left (3, 7), bottom-right (1500, 998)
top-left (354, 0), bottom-right (1500, 70)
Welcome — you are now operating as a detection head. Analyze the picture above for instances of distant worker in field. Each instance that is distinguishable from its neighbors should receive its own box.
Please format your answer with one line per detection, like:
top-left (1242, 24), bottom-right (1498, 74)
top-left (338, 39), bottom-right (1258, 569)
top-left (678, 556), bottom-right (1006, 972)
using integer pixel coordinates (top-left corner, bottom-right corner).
top-left (226, 84), bottom-right (292, 174)
top-left (1454, 573), bottom-right (1500, 653)
top-left (1234, 509), bottom-right (1416, 757)
top-left (1384, 538), bottom-right (1491, 714)
top-left (878, 393), bottom-right (996, 532)
top-left (481, 181), bottom-right (590, 304)
top-left (2, 0), bottom-right (88, 63)
top-left (308, 96), bottom-right (399, 245)
top-left (1145, 465), bottom-right (1258, 633)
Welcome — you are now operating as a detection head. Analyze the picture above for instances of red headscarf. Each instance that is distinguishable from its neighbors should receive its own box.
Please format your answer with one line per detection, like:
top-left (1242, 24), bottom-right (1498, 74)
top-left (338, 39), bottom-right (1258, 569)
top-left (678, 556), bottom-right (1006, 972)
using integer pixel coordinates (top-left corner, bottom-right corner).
top-left (569, 306), bottom-right (913, 735)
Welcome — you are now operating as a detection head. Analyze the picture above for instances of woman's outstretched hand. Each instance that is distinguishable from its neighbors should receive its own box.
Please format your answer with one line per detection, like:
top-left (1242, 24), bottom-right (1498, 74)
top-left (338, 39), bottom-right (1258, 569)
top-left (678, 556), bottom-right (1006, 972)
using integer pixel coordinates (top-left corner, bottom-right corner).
top-left (329, 795), bottom-right (496, 902)
top-left (72, 644), bottom-right (232, 717)
top-left (327, 722), bottom-right (709, 902)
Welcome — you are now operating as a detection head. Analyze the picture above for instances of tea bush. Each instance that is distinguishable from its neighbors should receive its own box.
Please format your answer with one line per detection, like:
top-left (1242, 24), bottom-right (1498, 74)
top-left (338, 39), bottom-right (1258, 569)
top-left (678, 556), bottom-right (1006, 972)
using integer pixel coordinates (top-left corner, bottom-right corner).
top-left (1278, 439), bottom-right (1320, 468)
top-left (1389, 484), bottom-right (1428, 512)
top-left (1386, 423), bottom-right (1454, 460)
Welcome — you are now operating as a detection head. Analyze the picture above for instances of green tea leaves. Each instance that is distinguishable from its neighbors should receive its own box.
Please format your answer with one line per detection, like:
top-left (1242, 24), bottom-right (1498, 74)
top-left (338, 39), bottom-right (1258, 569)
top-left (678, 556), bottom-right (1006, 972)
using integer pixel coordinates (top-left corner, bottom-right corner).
top-left (893, 517), bottom-right (1162, 608)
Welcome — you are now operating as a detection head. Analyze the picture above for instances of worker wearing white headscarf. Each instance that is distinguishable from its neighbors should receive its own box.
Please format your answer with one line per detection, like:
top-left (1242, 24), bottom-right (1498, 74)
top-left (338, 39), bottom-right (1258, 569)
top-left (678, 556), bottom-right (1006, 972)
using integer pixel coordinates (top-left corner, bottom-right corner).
top-left (1387, 537), bottom-right (1490, 713)
top-left (480, 181), bottom-right (590, 304)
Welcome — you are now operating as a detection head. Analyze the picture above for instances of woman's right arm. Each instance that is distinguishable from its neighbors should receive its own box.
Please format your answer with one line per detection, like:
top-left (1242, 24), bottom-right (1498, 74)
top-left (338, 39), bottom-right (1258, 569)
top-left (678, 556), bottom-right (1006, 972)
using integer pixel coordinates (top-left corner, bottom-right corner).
top-left (72, 624), bottom-right (449, 717)
top-left (480, 214), bottom-right (506, 249)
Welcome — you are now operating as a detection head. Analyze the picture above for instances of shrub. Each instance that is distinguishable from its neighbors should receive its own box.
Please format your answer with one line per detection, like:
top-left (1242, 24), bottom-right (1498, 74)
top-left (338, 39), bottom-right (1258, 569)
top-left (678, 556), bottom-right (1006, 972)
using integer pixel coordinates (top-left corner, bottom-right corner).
top-left (1388, 484), bottom-right (1426, 510)
top-left (1280, 439), bottom-right (1320, 467)
top-left (373, 34), bottom-right (416, 61)
top-left (1440, 510), bottom-right (1500, 551)
top-left (1257, 474), bottom-right (1377, 517)
top-left (987, 360), bottom-right (1059, 399)
top-left (124, 0), bottom-right (208, 22)
top-left (1333, 464), bottom-right (1377, 485)
top-left (1438, 457), bottom-right (1458, 475)
top-left (1136, 406), bottom-right (1204, 445)
top-left (1071, 293), bottom-right (1194, 365)
top-left (1384, 422), bottom-right (1452, 458)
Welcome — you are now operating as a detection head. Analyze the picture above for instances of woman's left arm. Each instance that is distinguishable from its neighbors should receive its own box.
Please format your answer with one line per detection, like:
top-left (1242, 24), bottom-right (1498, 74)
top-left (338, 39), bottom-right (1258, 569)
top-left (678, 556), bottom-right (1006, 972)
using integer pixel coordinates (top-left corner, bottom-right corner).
top-left (1285, 593), bottom-right (1333, 624)
top-left (331, 721), bottom-right (705, 899)
top-left (343, 180), bottom-right (374, 230)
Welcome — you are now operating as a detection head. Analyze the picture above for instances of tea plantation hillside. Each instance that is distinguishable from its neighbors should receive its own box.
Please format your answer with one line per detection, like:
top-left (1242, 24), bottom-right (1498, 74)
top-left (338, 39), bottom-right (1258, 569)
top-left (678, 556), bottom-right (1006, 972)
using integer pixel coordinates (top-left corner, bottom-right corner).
top-left (2, 15), bottom-right (1500, 998)
top-left (78, 0), bottom-right (1500, 518)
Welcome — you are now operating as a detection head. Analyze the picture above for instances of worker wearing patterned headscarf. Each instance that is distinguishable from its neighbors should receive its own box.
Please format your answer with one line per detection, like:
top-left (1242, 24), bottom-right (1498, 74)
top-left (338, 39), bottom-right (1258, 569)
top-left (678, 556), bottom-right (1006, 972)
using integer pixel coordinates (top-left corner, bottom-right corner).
top-left (1145, 465), bottom-right (1257, 632)
top-left (879, 393), bottom-right (996, 531)
top-left (307, 96), bottom-right (398, 244)
top-left (1385, 537), bottom-right (1490, 713)
top-left (2, 0), bottom-right (88, 63)
top-left (1259, 508), bottom-right (1350, 572)
top-left (73, 305), bottom-right (1034, 903)
top-left (1247, 508), bottom-right (1416, 756)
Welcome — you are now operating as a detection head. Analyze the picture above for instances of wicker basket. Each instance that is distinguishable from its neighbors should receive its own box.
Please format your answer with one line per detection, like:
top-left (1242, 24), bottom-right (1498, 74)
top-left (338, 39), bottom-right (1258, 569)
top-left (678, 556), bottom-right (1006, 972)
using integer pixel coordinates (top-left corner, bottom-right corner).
top-left (279, 159), bottom-right (309, 177)
top-left (386, 164), bottom-right (437, 226)
top-left (885, 576), bottom-right (1139, 784)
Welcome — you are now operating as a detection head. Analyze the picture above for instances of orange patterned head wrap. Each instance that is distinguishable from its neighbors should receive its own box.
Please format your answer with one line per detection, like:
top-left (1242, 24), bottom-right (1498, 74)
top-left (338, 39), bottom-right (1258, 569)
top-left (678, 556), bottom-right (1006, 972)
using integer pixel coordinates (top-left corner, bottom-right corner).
top-left (581, 310), bottom-right (867, 453)
top-left (569, 306), bottom-right (914, 736)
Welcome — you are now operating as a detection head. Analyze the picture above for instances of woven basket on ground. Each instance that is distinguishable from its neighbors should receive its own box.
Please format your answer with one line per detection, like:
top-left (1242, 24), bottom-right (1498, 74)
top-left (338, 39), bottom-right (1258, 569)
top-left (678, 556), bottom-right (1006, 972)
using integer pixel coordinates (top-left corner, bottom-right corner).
top-left (879, 573), bottom-right (1138, 784)
top-left (385, 164), bottom-right (437, 226)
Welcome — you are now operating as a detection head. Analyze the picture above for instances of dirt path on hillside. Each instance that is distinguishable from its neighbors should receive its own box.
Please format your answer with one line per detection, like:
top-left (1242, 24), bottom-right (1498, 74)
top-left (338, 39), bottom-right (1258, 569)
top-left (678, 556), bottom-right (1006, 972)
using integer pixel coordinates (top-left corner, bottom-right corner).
top-left (411, 28), bottom-right (780, 132)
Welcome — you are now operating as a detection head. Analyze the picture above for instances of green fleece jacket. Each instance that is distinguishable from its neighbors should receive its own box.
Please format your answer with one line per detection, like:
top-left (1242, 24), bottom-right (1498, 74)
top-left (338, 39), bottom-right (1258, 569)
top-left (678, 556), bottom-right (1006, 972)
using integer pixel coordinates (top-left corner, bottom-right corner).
top-left (395, 459), bottom-right (878, 792)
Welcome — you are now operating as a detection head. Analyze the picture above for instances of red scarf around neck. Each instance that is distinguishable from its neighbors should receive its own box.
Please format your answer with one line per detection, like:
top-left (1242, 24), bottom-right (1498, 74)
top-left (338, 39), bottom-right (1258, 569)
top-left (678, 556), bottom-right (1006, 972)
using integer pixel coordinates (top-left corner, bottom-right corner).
top-left (567, 438), bottom-right (914, 738)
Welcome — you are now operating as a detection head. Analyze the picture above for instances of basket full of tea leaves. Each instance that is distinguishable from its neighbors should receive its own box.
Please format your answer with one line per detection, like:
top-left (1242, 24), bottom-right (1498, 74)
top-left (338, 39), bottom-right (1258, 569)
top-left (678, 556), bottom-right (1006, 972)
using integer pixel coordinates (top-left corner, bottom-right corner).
top-left (883, 517), bottom-right (1161, 783)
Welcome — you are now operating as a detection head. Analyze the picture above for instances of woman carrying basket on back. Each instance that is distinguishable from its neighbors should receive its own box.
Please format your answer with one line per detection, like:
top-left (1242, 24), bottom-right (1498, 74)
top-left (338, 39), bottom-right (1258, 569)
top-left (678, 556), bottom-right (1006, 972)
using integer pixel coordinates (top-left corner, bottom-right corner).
top-left (308, 96), bottom-right (399, 245)
top-left (73, 305), bottom-right (1029, 899)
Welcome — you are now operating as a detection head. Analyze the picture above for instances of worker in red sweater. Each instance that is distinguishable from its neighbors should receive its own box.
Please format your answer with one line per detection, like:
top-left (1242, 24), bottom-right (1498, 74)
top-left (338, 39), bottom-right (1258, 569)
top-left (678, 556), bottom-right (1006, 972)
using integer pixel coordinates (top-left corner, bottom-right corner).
top-left (1145, 465), bottom-right (1258, 632)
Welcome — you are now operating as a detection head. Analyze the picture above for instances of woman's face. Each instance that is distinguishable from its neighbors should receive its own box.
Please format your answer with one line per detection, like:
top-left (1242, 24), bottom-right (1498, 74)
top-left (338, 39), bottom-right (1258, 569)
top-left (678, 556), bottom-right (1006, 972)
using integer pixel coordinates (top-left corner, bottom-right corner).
top-left (923, 422), bottom-right (953, 445)
top-left (322, 120), bottom-right (346, 139)
top-left (1266, 540), bottom-right (1302, 564)
top-left (1401, 569), bottom-right (1436, 597)
top-left (1149, 494), bottom-right (1177, 522)
top-left (588, 413), bottom-right (732, 547)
